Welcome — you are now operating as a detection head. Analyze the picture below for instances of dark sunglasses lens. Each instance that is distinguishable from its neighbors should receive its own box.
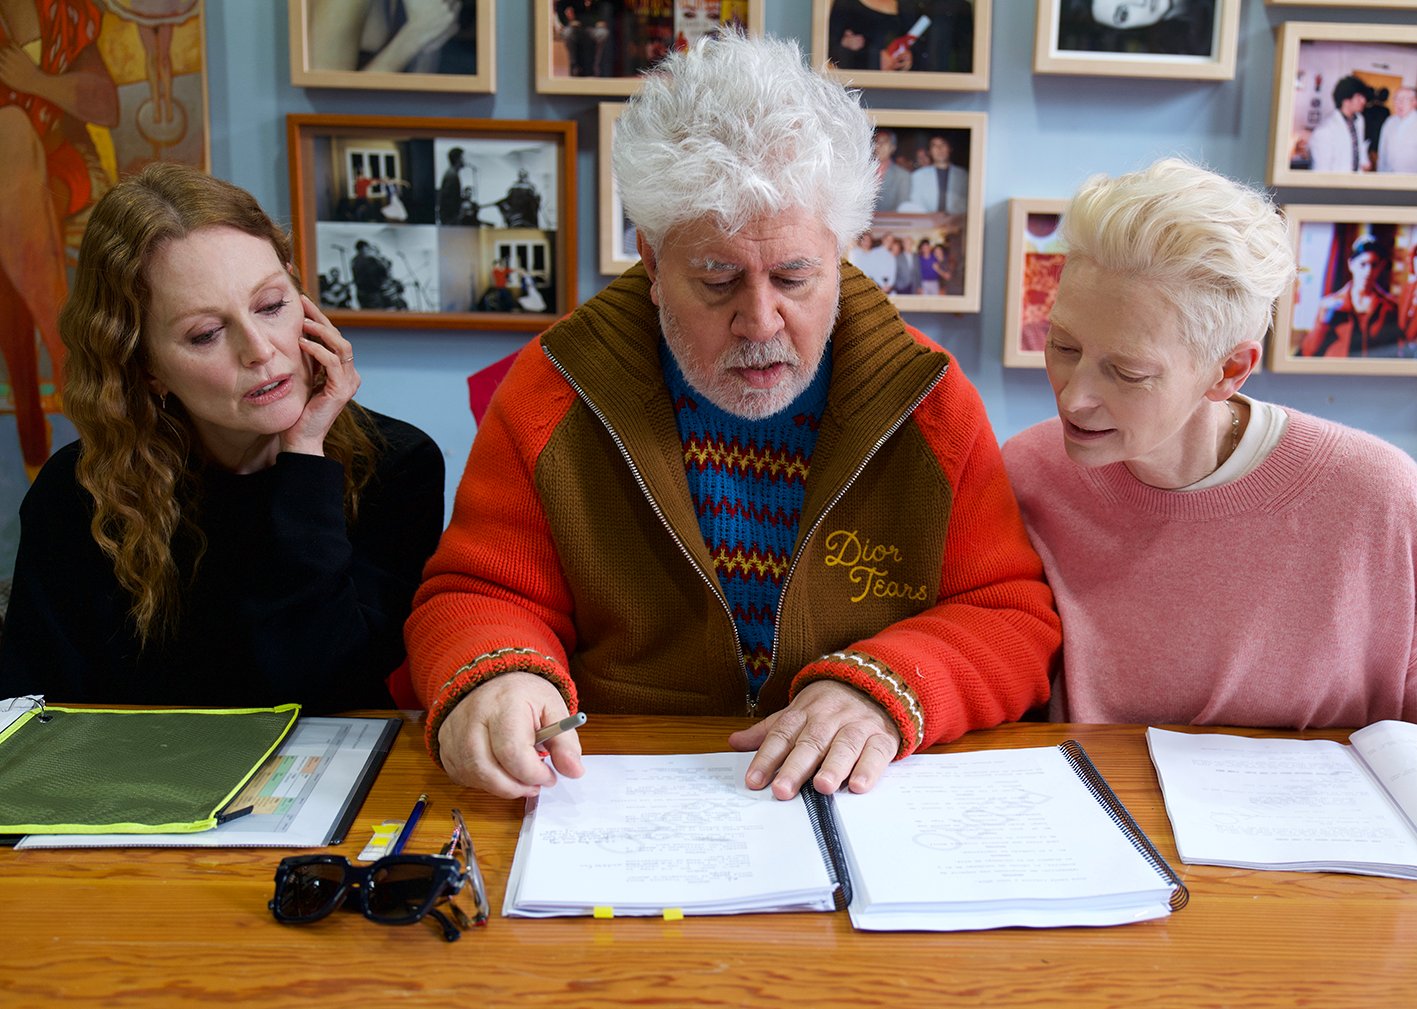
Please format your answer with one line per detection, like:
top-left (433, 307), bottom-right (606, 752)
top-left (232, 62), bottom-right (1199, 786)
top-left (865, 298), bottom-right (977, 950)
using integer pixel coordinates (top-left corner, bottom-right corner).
top-left (276, 862), bottom-right (347, 921)
top-left (367, 862), bottom-right (439, 923)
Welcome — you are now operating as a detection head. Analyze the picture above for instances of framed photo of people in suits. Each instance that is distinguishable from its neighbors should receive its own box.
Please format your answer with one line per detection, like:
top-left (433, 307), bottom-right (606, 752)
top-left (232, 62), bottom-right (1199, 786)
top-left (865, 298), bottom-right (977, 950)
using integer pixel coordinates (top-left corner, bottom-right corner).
top-left (1271, 204), bottom-right (1417, 376)
top-left (286, 114), bottom-right (576, 332)
top-left (1033, 0), bottom-right (1240, 81)
top-left (1269, 22), bottom-right (1417, 191)
top-left (535, 0), bottom-right (764, 96)
top-left (812, 0), bottom-right (991, 92)
top-left (858, 110), bottom-right (987, 314)
top-left (1003, 199), bottom-right (1069, 368)
top-left (288, 0), bottom-right (494, 93)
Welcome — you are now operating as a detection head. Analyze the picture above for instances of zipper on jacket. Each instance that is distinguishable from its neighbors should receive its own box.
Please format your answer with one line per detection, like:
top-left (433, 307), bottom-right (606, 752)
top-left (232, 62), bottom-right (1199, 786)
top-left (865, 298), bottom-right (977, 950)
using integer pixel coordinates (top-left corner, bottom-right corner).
top-left (761, 365), bottom-right (948, 696)
top-left (542, 349), bottom-right (749, 706)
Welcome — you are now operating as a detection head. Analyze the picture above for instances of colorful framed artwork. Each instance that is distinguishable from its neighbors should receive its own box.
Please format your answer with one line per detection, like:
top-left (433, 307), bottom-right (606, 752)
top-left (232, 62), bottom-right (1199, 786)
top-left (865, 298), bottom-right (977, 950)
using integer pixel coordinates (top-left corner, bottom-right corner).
top-left (1003, 198), bottom-right (1069, 369)
top-left (1033, 0), bottom-right (1241, 81)
top-left (1269, 21), bottom-right (1417, 191)
top-left (0, 0), bottom-right (209, 476)
top-left (286, 114), bottom-right (577, 332)
top-left (535, 0), bottom-right (763, 96)
top-left (811, 0), bottom-right (991, 92)
top-left (597, 103), bottom-right (639, 276)
top-left (287, 0), bottom-right (494, 93)
top-left (1270, 204), bottom-right (1417, 376)
top-left (858, 110), bottom-right (988, 314)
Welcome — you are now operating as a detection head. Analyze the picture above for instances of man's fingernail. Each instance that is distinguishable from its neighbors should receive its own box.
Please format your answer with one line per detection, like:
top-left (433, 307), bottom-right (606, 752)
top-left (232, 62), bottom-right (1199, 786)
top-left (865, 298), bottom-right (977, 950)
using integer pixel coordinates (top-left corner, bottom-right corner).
top-left (746, 771), bottom-right (764, 788)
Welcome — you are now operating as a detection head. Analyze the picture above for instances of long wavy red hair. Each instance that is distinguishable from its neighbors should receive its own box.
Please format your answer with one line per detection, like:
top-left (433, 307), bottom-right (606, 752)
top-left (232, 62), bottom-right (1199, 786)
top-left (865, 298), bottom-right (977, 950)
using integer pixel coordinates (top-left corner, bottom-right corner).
top-left (60, 163), bottom-right (378, 645)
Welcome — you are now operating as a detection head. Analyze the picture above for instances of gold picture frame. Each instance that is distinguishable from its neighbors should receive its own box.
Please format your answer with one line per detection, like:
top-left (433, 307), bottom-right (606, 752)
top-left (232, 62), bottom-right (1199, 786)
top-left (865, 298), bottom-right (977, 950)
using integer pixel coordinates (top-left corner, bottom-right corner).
top-left (288, 0), bottom-right (495, 93)
top-left (859, 109), bottom-right (988, 315)
top-left (1271, 203), bottom-right (1417, 376)
top-left (811, 0), bottom-right (991, 92)
top-left (535, 0), bottom-right (764, 96)
top-left (1003, 198), bottom-right (1069, 369)
top-left (1033, 0), bottom-right (1241, 81)
top-left (286, 113), bottom-right (576, 333)
top-left (597, 103), bottom-right (639, 276)
top-left (1268, 21), bottom-right (1417, 190)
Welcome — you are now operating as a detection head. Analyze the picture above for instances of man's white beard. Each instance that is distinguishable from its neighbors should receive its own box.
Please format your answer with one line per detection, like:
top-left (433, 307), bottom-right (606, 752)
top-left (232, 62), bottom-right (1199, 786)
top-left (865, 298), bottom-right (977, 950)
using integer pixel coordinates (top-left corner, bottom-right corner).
top-left (659, 302), bottom-right (832, 421)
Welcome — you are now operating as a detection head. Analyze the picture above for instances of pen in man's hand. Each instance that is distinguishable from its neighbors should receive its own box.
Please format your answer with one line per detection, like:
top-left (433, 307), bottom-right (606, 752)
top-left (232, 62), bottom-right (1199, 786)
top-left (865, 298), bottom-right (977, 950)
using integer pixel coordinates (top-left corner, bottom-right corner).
top-left (534, 712), bottom-right (587, 748)
top-left (389, 793), bottom-right (428, 855)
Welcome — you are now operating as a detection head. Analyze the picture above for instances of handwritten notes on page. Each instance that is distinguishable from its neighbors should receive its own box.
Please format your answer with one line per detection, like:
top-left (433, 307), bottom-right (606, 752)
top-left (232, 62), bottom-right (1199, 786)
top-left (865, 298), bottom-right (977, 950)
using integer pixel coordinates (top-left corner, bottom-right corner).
top-left (503, 751), bottom-right (838, 917)
top-left (832, 746), bottom-right (1178, 931)
top-left (1146, 723), bottom-right (1417, 879)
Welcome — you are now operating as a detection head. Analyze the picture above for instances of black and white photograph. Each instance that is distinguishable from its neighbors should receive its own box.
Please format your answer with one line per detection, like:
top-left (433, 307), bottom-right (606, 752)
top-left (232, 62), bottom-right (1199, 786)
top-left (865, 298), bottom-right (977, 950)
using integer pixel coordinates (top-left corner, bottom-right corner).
top-left (1034, 0), bottom-right (1239, 80)
top-left (287, 114), bottom-right (576, 331)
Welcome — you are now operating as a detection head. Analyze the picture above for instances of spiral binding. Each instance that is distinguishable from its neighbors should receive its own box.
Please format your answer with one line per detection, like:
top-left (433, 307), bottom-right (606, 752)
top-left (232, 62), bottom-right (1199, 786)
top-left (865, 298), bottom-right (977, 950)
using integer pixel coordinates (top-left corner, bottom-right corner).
top-left (1060, 739), bottom-right (1189, 910)
top-left (801, 782), bottom-right (852, 911)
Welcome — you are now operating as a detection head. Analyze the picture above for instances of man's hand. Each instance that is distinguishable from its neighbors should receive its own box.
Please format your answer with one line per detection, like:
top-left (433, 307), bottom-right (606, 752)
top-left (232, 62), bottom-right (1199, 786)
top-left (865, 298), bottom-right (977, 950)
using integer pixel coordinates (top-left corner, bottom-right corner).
top-left (436, 672), bottom-right (585, 798)
top-left (727, 680), bottom-right (900, 800)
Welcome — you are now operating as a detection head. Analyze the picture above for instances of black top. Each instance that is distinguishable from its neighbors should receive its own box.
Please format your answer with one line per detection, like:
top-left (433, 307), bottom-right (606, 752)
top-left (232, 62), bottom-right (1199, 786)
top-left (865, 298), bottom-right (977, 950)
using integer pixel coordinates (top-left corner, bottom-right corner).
top-left (0, 410), bottom-right (444, 712)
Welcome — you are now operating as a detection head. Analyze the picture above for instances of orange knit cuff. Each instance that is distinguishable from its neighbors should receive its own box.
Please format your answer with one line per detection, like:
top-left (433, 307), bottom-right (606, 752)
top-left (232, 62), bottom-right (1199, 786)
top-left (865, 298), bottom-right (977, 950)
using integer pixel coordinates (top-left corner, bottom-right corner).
top-left (424, 646), bottom-right (578, 766)
top-left (790, 650), bottom-right (924, 757)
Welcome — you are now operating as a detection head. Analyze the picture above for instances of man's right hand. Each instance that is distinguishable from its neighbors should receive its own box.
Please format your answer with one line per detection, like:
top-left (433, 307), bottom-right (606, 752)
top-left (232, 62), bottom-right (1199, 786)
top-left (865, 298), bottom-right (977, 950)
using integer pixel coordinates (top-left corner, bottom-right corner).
top-left (436, 671), bottom-right (585, 797)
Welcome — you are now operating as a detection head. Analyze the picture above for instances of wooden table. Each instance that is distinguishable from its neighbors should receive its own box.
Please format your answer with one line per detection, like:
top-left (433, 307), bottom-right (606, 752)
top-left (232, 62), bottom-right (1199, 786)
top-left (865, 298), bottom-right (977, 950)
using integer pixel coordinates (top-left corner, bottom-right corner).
top-left (2, 715), bottom-right (1413, 1008)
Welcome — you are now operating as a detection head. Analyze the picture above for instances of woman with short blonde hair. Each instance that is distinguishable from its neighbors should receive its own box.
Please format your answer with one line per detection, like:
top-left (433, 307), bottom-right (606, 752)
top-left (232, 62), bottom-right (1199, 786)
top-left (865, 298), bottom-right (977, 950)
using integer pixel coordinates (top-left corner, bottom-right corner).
top-left (1004, 158), bottom-right (1417, 728)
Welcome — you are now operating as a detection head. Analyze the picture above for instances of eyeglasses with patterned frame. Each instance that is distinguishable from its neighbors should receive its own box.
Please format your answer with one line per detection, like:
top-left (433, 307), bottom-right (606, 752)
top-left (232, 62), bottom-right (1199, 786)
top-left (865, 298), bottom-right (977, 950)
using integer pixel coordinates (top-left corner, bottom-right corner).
top-left (268, 807), bottom-right (489, 941)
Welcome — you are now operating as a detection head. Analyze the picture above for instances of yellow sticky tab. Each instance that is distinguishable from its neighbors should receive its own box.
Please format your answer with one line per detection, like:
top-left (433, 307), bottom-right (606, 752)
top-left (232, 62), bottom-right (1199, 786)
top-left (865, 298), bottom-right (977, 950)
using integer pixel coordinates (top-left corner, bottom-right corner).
top-left (662, 908), bottom-right (684, 921)
top-left (356, 822), bottom-right (404, 861)
top-left (592, 906), bottom-right (615, 919)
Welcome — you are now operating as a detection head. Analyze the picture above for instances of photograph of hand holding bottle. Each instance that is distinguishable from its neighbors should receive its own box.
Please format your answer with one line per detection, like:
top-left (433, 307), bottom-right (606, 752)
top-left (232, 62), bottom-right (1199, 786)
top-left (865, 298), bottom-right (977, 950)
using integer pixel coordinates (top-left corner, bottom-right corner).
top-left (826, 0), bottom-right (975, 75)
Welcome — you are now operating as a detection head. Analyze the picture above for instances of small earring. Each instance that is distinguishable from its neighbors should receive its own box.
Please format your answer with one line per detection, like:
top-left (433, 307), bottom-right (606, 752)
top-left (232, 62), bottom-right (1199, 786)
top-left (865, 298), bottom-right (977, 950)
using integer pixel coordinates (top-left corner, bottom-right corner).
top-left (159, 392), bottom-right (168, 410)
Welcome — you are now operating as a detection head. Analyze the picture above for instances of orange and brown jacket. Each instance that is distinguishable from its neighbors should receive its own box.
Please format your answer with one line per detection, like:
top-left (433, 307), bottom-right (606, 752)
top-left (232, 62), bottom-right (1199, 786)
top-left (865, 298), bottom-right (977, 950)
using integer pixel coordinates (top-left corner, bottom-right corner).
top-left (408, 264), bottom-right (1059, 763)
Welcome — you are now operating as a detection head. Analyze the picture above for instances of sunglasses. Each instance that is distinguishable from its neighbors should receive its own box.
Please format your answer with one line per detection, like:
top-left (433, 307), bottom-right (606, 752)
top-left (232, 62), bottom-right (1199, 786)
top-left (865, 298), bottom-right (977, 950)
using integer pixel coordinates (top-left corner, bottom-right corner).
top-left (268, 808), bottom-right (489, 941)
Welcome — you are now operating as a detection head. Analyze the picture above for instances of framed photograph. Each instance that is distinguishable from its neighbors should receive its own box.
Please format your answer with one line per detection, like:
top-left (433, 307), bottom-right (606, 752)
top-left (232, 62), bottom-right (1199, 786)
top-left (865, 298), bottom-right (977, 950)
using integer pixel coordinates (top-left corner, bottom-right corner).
top-left (857, 110), bottom-right (987, 314)
top-left (1266, 1), bottom-right (1417, 8)
top-left (1271, 205), bottom-right (1417, 376)
top-left (812, 0), bottom-right (991, 92)
top-left (1033, 0), bottom-right (1241, 80)
top-left (286, 114), bottom-right (576, 332)
top-left (535, 0), bottom-right (764, 96)
top-left (288, 0), bottom-right (494, 93)
top-left (1003, 199), bottom-right (1069, 368)
top-left (598, 104), bottom-right (640, 276)
top-left (1, 1), bottom-right (208, 474)
top-left (1269, 22), bottom-right (1417, 191)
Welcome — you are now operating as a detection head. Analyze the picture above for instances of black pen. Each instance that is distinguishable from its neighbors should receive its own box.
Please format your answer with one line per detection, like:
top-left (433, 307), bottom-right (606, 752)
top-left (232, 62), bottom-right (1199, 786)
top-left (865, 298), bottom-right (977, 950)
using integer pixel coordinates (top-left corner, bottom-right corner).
top-left (534, 712), bottom-right (587, 748)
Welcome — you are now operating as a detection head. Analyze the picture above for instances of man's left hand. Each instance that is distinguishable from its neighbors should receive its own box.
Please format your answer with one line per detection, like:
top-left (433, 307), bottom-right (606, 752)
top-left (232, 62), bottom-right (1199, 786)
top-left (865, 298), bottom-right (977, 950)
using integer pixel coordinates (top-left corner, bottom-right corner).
top-left (728, 679), bottom-right (901, 800)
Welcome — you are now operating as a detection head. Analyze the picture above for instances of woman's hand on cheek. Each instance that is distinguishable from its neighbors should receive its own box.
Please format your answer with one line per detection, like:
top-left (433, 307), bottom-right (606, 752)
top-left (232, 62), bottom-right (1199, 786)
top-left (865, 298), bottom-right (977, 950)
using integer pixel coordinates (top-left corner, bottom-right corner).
top-left (280, 294), bottom-right (360, 456)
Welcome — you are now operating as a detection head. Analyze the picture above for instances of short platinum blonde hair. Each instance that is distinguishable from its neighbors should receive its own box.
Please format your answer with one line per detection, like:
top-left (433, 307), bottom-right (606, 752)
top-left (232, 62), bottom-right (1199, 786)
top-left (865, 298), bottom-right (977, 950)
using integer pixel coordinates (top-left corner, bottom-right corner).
top-left (613, 32), bottom-right (876, 255)
top-left (1061, 158), bottom-right (1296, 362)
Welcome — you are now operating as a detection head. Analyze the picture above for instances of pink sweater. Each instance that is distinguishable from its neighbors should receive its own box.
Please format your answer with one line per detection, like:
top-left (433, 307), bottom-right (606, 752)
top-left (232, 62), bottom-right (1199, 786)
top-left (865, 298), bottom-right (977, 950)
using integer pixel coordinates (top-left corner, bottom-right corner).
top-left (1003, 410), bottom-right (1417, 728)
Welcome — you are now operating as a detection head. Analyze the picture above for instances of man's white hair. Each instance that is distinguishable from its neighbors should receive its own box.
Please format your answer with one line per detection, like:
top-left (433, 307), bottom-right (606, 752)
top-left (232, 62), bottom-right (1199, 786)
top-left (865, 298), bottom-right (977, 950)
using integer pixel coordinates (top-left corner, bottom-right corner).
top-left (613, 31), bottom-right (877, 256)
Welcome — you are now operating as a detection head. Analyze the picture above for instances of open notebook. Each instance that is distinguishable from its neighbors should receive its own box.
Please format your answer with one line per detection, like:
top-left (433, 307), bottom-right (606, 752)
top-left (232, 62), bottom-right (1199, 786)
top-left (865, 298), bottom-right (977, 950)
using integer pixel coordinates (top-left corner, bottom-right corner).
top-left (503, 744), bottom-right (1187, 931)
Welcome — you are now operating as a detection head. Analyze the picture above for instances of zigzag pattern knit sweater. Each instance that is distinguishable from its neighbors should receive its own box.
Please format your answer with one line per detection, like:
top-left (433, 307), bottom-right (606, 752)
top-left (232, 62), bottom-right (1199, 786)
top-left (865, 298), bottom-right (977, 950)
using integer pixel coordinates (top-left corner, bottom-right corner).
top-left (661, 342), bottom-right (832, 696)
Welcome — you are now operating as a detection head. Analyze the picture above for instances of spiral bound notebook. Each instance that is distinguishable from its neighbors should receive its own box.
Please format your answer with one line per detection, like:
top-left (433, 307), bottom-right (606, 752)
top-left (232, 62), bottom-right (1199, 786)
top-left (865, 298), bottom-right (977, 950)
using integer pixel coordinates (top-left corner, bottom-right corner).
top-left (502, 744), bottom-right (1186, 930)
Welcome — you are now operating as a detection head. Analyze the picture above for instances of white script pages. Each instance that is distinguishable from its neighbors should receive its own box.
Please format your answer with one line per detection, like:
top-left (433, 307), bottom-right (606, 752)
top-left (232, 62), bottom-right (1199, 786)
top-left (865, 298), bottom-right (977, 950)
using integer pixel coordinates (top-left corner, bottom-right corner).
top-left (831, 745), bottom-right (1182, 931)
top-left (503, 751), bottom-right (838, 917)
top-left (1146, 722), bottom-right (1417, 879)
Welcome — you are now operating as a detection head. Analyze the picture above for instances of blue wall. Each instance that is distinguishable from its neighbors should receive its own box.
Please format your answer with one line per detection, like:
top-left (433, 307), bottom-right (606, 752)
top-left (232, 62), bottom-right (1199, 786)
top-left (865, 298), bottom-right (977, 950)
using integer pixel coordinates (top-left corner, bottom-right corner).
top-left (3, 1), bottom-right (1414, 576)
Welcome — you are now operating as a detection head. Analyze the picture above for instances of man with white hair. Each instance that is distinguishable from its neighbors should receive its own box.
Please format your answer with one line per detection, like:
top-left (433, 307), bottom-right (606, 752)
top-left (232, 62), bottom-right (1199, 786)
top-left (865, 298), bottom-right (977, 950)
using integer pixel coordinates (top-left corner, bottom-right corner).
top-left (408, 33), bottom-right (1058, 802)
top-left (1377, 86), bottom-right (1417, 173)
